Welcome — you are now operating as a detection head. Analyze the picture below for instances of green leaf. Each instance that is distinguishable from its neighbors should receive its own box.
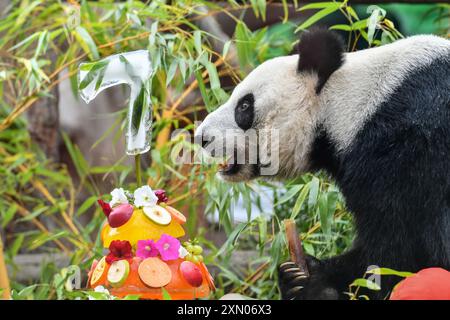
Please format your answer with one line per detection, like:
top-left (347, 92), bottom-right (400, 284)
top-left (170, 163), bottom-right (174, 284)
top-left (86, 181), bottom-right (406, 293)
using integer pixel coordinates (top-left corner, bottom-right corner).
top-left (148, 21), bottom-right (159, 47)
top-left (350, 278), bottom-right (381, 291)
top-left (366, 6), bottom-right (386, 45)
top-left (76, 196), bottom-right (97, 216)
top-left (275, 184), bottom-right (303, 206)
top-left (366, 268), bottom-right (414, 278)
top-left (234, 22), bottom-right (253, 70)
top-left (216, 222), bottom-right (249, 257)
top-left (318, 193), bottom-right (329, 234)
top-left (194, 30), bottom-right (202, 55)
top-left (195, 69), bottom-right (211, 111)
top-left (17, 206), bottom-right (47, 222)
top-left (298, 2), bottom-right (343, 11)
top-left (161, 287), bottom-right (172, 300)
top-left (222, 40), bottom-right (231, 58)
top-left (330, 24), bottom-right (352, 32)
top-left (78, 60), bottom-right (109, 90)
top-left (204, 62), bottom-right (220, 90)
top-left (28, 231), bottom-right (68, 250)
top-left (10, 233), bottom-right (25, 257)
top-left (34, 30), bottom-right (49, 58)
top-left (308, 177), bottom-right (320, 207)
top-left (291, 183), bottom-right (310, 219)
top-left (1, 203), bottom-right (17, 228)
top-left (9, 32), bottom-right (40, 52)
top-left (296, 5), bottom-right (341, 31)
top-left (122, 294), bottom-right (141, 300)
top-left (166, 59), bottom-right (178, 86)
top-left (74, 26), bottom-right (99, 60)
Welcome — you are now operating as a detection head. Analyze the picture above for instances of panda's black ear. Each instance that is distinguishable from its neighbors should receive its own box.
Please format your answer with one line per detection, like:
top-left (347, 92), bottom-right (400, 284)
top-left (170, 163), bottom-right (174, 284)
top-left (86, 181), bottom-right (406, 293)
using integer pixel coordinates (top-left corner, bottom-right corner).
top-left (297, 28), bottom-right (345, 94)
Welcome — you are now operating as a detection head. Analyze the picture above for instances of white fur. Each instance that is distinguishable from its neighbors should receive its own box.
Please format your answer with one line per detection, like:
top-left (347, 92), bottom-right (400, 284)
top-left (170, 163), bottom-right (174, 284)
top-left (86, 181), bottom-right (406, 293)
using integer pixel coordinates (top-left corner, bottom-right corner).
top-left (321, 35), bottom-right (450, 151)
top-left (196, 35), bottom-right (450, 181)
top-left (196, 55), bottom-right (319, 180)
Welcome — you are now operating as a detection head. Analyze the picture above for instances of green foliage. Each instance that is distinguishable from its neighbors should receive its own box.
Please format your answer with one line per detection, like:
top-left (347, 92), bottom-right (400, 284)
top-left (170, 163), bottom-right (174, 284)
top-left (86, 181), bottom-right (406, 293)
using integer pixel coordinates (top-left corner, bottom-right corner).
top-left (0, 0), bottom-right (440, 300)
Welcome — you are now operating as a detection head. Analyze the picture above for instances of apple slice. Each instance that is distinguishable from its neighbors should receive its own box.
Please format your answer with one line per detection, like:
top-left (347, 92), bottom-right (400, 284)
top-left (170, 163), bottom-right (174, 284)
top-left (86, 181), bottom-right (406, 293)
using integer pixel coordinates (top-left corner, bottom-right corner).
top-left (143, 205), bottom-right (171, 226)
top-left (165, 206), bottom-right (186, 224)
top-left (138, 257), bottom-right (172, 288)
top-left (180, 261), bottom-right (203, 287)
top-left (90, 257), bottom-right (107, 287)
top-left (107, 260), bottom-right (130, 288)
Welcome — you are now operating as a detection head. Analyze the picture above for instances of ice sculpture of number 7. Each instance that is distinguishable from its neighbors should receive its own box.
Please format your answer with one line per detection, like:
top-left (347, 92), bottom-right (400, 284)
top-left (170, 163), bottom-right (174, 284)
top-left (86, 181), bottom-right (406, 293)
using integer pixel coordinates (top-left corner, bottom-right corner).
top-left (78, 50), bottom-right (152, 184)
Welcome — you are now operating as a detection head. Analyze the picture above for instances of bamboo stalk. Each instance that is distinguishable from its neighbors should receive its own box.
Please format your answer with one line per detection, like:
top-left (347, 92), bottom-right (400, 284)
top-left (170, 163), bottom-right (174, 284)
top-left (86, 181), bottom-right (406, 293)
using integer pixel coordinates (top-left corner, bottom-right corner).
top-left (135, 154), bottom-right (142, 186)
top-left (284, 219), bottom-right (309, 277)
top-left (0, 236), bottom-right (11, 300)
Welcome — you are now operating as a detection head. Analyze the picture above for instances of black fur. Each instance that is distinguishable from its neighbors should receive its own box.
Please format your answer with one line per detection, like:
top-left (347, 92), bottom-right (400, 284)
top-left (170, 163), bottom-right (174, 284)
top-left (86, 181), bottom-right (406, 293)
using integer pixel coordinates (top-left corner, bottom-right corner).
top-left (297, 28), bottom-right (345, 93)
top-left (280, 54), bottom-right (450, 299)
top-left (308, 124), bottom-right (340, 176)
top-left (235, 93), bottom-right (255, 131)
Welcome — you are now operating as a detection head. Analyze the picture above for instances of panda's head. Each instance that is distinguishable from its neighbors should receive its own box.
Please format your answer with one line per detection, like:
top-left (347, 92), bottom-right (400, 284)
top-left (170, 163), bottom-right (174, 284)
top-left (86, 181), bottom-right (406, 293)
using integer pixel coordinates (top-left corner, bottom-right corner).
top-left (195, 29), bottom-right (345, 182)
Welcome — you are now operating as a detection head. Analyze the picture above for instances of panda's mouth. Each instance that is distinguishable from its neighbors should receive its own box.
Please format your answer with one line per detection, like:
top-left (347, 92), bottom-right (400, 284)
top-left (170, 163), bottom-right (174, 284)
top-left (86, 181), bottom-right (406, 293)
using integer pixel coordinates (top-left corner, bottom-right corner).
top-left (218, 151), bottom-right (241, 175)
top-left (218, 162), bottom-right (240, 175)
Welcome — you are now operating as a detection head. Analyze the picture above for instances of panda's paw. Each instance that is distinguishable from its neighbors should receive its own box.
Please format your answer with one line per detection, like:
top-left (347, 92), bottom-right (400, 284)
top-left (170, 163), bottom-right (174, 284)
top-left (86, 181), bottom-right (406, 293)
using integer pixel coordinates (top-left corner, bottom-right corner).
top-left (278, 257), bottom-right (339, 300)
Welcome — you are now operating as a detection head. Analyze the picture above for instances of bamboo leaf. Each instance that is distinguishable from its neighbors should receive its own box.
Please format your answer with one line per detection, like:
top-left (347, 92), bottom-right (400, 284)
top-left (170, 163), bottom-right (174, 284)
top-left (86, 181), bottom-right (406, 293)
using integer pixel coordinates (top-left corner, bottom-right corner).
top-left (350, 278), bottom-right (381, 291)
top-left (366, 268), bottom-right (414, 278)
top-left (73, 26), bottom-right (99, 60)
top-left (291, 183), bottom-right (310, 219)
top-left (296, 5), bottom-right (341, 31)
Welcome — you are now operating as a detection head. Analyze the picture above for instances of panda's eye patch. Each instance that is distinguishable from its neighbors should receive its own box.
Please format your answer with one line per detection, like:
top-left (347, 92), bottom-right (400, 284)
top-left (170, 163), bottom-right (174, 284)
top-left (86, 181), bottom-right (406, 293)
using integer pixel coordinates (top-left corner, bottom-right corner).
top-left (235, 93), bottom-right (254, 131)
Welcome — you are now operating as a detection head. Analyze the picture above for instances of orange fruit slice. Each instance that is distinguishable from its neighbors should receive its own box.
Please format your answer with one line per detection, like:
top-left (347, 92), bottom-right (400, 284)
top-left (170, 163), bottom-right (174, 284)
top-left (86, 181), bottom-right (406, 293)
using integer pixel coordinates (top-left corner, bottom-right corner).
top-left (166, 206), bottom-right (186, 224)
top-left (138, 257), bottom-right (172, 288)
top-left (199, 262), bottom-right (216, 291)
top-left (90, 257), bottom-right (108, 287)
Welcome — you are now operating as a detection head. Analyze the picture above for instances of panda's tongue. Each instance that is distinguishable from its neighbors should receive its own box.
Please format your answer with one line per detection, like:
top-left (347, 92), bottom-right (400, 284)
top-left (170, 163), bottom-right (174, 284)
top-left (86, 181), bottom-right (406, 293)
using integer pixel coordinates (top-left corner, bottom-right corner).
top-left (218, 156), bottom-right (236, 172)
top-left (219, 162), bottom-right (233, 172)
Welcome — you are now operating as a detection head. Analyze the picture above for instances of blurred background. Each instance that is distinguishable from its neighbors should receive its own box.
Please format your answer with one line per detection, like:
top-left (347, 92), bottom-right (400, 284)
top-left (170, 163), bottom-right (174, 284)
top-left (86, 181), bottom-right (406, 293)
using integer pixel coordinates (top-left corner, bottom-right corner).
top-left (0, 0), bottom-right (448, 299)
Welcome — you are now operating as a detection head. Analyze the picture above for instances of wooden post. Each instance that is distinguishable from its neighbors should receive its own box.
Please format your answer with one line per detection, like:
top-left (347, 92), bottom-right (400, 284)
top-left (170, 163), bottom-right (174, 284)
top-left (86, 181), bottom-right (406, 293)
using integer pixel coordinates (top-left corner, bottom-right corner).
top-left (0, 236), bottom-right (11, 299)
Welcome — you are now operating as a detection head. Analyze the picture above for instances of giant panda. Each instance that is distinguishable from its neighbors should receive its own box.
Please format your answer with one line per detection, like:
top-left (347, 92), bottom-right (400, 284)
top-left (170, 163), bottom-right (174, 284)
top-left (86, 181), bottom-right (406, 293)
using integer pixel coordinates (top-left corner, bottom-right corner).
top-left (195, 28), bottom-right (450, 299)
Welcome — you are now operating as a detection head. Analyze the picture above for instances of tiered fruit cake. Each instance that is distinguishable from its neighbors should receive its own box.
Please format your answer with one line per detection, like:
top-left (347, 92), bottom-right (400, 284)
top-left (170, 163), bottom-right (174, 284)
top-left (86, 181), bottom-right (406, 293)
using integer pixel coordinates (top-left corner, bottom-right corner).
top-left (87, 185), bottom-right (215, 299)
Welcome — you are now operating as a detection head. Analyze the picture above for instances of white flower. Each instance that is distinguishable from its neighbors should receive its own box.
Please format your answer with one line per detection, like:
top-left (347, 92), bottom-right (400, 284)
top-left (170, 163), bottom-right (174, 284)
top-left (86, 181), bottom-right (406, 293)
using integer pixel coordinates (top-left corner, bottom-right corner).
top-left (110, 188), bottom-right (128, 207)
top-left (178, 246), bottom-right (189, 259)
top-left (134, 185), bottom-right (158, 208)
top-left (88, 286), bottom-right (111, 300)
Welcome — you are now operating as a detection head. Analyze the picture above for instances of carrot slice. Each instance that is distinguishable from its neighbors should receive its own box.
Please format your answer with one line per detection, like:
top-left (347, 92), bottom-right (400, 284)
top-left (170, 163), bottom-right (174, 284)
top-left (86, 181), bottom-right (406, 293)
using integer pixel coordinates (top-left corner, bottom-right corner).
top-left (138, 257), bottom-right (172, 288)
top-left (166, 206), bottom-right (186, 224)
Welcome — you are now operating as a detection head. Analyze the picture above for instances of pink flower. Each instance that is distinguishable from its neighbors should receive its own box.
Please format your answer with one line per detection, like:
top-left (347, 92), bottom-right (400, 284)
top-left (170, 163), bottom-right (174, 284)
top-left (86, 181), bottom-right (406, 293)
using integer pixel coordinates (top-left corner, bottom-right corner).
top-left (155, 234), bottom-right (180, 261)
top-left (136, 239), bottom-right (158, 259)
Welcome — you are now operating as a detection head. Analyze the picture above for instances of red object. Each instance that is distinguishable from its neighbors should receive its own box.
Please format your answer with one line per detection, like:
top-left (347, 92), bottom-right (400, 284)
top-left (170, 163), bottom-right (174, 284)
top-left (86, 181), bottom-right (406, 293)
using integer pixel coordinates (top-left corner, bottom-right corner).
top-left (97, 199), bottom-right (112, 217)
top-left (180, 261), bottom-right (203, 287)
top-left (108, 203), bottom-right (133, 228)
top-left (106, 240), bottom-right (133, 264)
top-left (154, 189), bottom-right (168, 204)
top-left (390, 268), bottom-right (450, 300)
